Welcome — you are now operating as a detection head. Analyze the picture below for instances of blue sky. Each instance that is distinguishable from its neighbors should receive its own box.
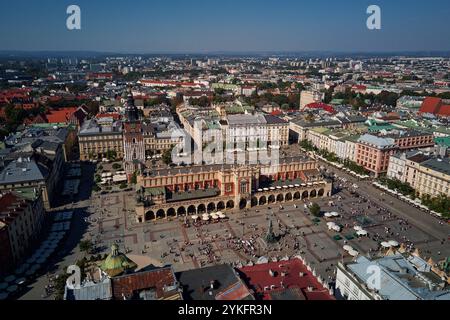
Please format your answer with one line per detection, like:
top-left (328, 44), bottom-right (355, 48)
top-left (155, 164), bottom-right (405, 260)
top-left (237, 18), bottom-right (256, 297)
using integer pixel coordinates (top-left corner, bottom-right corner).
top-left (0, 0), bottom-right (449, 53)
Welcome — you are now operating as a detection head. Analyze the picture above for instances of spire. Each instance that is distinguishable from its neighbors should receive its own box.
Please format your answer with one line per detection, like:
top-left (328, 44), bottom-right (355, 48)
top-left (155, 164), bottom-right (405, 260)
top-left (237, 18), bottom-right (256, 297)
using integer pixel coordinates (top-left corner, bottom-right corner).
top-left (265, 219), bottom-right (277, 244)
top-left (111, 243), bottom-right (119, 256)
top-left (124, 87), bottom-right (139, 122)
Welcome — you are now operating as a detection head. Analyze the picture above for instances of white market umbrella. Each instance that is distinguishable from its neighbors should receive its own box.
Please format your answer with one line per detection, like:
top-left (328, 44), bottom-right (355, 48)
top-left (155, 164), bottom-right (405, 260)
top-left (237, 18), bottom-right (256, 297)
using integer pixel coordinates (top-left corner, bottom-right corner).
top-left (348, 250), bottom-right (359, 257)
top-left (388, 240), bottom-right (399, 247)
top-left (202, 216), bottom-right (210, 221)
top-left (353, 226), bottom-right (363, 231)
top-left (343, 245), bottom-right (353, 252)
top-left (191, 215), bottom-right (199, 220)
top-left (331, 212), bottom-right (340, 217)
top-left (324, 212), bottom-right (333, 218)
top-left (357, 230), bottom-right (368, 236)
top-left (381, 241), bottom-right (391, 248)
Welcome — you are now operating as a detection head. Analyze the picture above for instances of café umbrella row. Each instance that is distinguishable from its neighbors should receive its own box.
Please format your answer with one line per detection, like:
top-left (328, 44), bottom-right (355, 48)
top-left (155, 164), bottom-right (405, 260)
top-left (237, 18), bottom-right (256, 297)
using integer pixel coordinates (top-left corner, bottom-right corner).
top-left (0, 229), bottom-right (67, 300)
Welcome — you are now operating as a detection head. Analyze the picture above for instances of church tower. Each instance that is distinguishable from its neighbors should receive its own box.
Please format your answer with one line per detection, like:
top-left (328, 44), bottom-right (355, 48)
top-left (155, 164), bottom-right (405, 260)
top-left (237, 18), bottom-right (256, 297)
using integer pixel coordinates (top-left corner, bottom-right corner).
top-left (124, 90), bottom-right (139, 122)
top-left (122, 88), bottom-right (145, 181)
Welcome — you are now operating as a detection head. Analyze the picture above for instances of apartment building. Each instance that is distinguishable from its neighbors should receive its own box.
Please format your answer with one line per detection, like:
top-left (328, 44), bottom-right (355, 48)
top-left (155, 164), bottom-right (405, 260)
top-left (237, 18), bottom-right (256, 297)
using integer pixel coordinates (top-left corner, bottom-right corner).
top-left (0, 141), bottom-right (65, 209)
top-left (355, 134), bottom-right (397, 177)
top-left (414, 158), bottom-right (450, 197)
top-left (383, 130), bottom-right (435, 151)
top-left (78, 118), bottom-right (124, 161)
top-left (299, 90), bottom-right (324, 110)
top-left (336, 254), bottom-right (450, 300)
top-left (0, 191), bottom-right (45, 276)
top-left (388, 151), bottom-right (450, 198)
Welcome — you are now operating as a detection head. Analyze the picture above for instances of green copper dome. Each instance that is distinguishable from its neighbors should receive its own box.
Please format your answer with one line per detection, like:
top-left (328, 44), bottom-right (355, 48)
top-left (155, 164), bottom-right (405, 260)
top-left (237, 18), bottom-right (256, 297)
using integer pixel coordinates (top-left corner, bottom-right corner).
top-left (100, 244), bottom-right (137, 277)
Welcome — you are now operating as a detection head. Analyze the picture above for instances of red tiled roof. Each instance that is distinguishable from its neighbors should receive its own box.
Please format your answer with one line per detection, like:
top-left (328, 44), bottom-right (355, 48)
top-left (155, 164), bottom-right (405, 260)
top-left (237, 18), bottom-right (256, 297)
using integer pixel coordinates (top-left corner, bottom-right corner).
top-left (111, 267), bottom-right (178, 300)
top-left (419, 97), bottom-right (442, 114)
top-left (46, 107), bottom-right (77, 123)
top-left (0, 193), bottom-right (29, 226)
top-left (238, 259), bottom-right (334, 301)
top-left (87, 73), bottom-right (113, 79)
top-left (352, 85), bottom-right (367, 91)
top-left (438, 104), bottom-right (450, 116)
top-left (419, 97), bottom-right (450, 117)
top-left (270, 110), bottom-right (283, 116)
top-left (304, 102), bottom-right (336, 114)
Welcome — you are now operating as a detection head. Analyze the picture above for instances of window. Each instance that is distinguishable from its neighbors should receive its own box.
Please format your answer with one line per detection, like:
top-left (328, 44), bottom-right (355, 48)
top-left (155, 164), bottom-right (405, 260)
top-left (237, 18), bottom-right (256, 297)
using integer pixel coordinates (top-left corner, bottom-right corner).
top-left (240, 181), bottom-right (247, 194)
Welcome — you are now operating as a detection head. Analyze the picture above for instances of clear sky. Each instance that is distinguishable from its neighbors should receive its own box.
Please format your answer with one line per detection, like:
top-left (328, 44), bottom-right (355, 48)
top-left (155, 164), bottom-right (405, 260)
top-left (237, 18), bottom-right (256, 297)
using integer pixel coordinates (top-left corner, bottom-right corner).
top-left (1, 0), bottom-right (449, 53)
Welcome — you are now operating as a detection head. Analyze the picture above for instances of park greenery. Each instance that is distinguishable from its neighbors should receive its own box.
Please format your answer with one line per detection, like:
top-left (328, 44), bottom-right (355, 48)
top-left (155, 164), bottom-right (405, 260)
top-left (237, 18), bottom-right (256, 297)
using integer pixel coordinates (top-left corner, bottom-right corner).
top-left (421, 194), bottom-right (450, 218)
top-left (106, 150), bottom-right (117, 161)
top-left (79, 240), bottom-right (93, 254)
top-left (378, 177), bottom-right (415, 197)
top-left (378, 177), bottom-right (449, 217)
top-left (112, 163), bottom-right (122, 170)
top-left (162, 145), bottom-right (175, 165)
top-left (299, 139), bottom-right (368, 175)
top-left (309, 203), bottom-right (322, 217)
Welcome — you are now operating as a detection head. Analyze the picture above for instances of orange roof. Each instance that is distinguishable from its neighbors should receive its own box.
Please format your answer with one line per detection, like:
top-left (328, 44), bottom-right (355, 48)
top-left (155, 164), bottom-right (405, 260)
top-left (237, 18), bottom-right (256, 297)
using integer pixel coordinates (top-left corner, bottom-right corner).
top-left (419, 97), bottom-right (450, 117)
top-left (438, 105), bottom-right (450, 117)
top-left (238, 259), bottom-right (334, 301)
top-left (46, 107), bottom-right (77, 123)
top-left (420, 97), bottom-right (442, 114)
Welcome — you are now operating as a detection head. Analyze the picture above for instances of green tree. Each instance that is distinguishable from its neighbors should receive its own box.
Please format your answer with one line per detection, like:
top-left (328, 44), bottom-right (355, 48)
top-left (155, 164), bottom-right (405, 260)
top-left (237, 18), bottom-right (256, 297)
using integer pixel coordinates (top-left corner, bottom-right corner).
top-left (112, 163), bottom-right (122, 170)
top-left (54, 271), bottom-right (70, 300)
top-left (130, 171), bottom-right (137, 184)
top-left (106, 150), bottom-right (117, 161)
top-left (309, 203), bottom-right (321, 217)
top-left (162, 145), bottom-right (175, 165)
top-left (79, 240), bottom-right (93, 254)
top-left (119, 182), bottom-right (128, 189)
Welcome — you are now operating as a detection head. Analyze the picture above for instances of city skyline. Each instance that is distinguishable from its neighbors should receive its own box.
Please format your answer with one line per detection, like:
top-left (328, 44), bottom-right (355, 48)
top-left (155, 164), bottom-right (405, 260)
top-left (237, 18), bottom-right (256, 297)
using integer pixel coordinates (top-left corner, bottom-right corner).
top-left (1, 0), bottom-right (450, 53)
top-left (0, 0), bottom-right (449, 305)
